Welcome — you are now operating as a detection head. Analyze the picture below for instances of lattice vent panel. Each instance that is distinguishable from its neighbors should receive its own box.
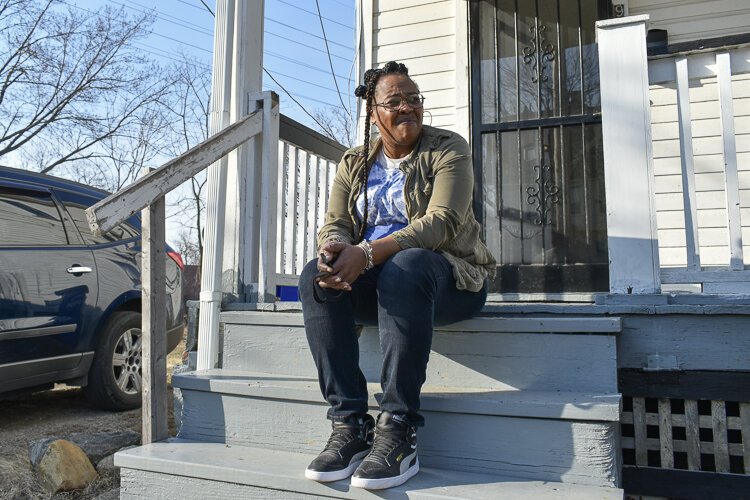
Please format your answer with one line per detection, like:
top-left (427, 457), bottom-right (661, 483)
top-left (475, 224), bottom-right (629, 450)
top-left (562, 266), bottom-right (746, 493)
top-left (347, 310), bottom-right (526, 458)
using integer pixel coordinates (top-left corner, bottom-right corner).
top-left (621, 396), bottom-right (750, 474)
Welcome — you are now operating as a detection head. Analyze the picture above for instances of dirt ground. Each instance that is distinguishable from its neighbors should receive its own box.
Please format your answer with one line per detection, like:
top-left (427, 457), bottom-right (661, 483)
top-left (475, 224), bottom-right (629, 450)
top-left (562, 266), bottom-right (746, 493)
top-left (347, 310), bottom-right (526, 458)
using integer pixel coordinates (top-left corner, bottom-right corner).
top-left (0, 338), bottom-right (185, 500)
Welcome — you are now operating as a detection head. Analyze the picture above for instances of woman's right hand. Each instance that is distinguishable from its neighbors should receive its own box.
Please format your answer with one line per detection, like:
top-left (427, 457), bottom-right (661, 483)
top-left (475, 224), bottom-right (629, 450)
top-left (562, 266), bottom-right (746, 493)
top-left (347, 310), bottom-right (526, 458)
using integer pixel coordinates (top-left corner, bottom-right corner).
top-left (316, 241), bottom-right (368, 291)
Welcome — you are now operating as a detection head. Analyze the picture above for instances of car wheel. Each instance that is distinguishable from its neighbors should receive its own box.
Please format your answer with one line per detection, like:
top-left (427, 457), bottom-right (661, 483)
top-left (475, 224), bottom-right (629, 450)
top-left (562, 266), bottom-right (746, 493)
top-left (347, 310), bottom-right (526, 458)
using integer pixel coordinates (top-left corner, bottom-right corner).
top-left (84, 310), bottom-right (143, 410)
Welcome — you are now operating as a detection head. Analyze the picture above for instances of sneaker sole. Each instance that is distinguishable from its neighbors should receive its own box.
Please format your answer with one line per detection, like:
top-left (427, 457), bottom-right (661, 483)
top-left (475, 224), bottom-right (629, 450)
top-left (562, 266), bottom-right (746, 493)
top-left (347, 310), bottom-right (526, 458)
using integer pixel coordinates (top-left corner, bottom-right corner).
top-left (350, 459), bottom-right (419, 490)
top-left (305, 459), bottom-right (363, 482)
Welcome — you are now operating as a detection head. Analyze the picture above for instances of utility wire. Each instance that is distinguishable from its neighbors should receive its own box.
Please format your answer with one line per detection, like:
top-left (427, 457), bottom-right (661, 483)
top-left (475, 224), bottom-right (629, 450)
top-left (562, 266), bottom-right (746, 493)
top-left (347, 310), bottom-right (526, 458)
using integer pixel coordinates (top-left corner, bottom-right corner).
top-left (264, 69), bottom-right (331, 131)
top-left (266, 31), bottom-right (350, 62)
top-left (266, 17), bottom-right (352, 52)
top-left (199, 0), bottom-right (214, 16)
top-left (315, 0), bottom-right (347, 113)
top-left (194, 2), bottom-right (334, 132)
top-left (265, 50), bottom-right (349, 81)
top-left (105, 0), bottom-right (213, 35)
top-left (276, 0), bottom-right (353, 31)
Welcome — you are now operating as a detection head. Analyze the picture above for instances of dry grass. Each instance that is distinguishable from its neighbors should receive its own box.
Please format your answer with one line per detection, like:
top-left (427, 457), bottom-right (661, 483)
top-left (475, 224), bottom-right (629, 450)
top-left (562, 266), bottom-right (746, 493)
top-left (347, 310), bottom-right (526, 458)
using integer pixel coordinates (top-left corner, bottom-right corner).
top-left (0, 336), bottom-right (186, 499)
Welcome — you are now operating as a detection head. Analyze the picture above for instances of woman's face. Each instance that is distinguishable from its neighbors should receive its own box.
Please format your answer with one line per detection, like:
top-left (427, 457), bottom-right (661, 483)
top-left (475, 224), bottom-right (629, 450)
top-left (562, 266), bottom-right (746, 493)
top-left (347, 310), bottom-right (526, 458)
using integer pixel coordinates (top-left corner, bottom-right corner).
top-left (371, 74), bottom-right (423, 158)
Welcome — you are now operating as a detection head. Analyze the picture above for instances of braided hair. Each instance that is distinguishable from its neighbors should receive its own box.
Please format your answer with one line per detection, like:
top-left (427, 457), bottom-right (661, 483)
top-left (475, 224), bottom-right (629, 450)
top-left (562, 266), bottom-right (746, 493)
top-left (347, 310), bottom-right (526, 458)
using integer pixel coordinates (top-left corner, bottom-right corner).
top-left (353, 61), bottom-right (411, 242)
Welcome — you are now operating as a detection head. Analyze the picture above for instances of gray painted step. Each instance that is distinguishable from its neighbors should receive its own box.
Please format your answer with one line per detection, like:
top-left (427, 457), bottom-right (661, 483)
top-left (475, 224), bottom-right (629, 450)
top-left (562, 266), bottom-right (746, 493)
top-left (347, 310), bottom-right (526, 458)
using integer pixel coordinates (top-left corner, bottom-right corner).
top-left (174, 370), bottom-right (621, 487)
top-left (221, 312), bottom-right (620, 393)
top-left (117, 439), bottom-right (624, 499)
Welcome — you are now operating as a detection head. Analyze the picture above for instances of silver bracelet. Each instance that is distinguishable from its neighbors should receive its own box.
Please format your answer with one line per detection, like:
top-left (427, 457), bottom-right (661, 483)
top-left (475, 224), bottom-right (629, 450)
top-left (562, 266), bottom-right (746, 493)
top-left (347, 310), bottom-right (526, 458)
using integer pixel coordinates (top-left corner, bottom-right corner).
top-left (357, 240), bottom-right (374, 273)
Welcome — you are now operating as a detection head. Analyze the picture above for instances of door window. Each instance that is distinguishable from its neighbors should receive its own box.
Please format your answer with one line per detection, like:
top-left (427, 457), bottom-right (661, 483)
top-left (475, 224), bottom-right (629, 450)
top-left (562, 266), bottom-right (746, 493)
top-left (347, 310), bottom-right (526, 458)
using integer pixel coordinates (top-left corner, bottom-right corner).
top-left (55, 191), bottom-right (139, 245)
top-left (0, 188), bottom-right (68, 246)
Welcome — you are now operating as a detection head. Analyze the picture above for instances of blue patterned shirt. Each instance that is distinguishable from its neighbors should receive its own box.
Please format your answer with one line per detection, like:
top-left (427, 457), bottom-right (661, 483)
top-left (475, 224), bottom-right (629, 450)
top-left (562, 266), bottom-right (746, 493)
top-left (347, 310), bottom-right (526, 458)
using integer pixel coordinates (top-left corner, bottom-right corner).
top-left (355, 149), bottom-right (409, 241)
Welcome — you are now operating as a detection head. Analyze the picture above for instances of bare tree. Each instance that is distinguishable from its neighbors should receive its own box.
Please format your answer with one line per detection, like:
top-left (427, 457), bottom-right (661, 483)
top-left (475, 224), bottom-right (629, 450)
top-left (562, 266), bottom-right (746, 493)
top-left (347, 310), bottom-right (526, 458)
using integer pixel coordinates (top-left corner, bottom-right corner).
top-left (175, 229), bottom-right (201, 266)
top-left (312, 106), bottom-right (356, 148)
top-left (161, 55), bottom-right (212, 271)
top-left (0, 0), bottom-right (171, 174)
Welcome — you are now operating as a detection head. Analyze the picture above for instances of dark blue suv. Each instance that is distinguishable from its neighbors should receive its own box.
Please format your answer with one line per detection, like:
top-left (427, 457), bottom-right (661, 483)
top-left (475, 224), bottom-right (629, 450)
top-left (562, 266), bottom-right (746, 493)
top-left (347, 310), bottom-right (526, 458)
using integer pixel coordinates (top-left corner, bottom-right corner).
top-left (0, 166), bottom-right (184, 410)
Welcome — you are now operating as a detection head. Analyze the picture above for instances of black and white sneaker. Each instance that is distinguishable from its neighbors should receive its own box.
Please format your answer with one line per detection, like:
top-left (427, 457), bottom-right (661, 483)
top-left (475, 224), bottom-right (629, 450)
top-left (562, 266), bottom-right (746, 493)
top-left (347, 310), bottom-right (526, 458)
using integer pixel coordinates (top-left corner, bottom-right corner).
top-left (350, 412), bottom-right (419, 490)
top-left (305, 414), bottom-right (375, 482)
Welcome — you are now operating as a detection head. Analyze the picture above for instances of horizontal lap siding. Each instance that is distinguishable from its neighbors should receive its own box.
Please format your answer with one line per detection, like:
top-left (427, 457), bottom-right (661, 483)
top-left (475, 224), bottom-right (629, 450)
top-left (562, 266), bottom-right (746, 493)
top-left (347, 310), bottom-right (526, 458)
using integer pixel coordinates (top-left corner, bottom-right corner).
top-left (371, 0), bottom-right (459, 132)
top-left (650, 71), bottom-right (750, 268)
top-left (630, 0), bottom-right (750, 43)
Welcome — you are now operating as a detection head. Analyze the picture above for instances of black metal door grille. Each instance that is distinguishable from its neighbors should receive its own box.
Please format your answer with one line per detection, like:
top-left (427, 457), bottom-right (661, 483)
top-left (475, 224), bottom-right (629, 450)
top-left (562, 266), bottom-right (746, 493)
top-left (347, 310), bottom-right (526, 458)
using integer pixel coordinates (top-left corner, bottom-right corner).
top-left (470, 0), bottom-right (612, 293)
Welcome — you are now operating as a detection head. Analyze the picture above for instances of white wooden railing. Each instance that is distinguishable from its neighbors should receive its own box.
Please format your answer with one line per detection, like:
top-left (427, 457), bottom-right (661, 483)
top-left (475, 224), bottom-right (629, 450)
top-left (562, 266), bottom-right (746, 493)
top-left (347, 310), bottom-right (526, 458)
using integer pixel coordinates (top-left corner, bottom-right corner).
top-left (598, 16), bottom-right (750, 294)
top-left (271, 133), bottom-right (339, 290)
top-left (86, 95), bottom-right (278, 443)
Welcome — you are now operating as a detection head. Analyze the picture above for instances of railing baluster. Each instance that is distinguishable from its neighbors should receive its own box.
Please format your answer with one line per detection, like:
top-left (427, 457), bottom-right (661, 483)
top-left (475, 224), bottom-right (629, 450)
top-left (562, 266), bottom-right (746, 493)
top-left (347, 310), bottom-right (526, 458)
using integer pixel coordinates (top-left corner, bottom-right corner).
top-left (296, 149), bottom-right (310, 273)
top-left (307, 154), bottom-right (320, 262)
top-left (142, 194), bottom-right (168, 444)
top-left (716, 51), bottom-right (744, 270)
top-left (675, 56), bottom-right (701, 272)
top-left (283, 142), bottom-right (295, 276)
top-left (275, 140), bottom-right (286, 276)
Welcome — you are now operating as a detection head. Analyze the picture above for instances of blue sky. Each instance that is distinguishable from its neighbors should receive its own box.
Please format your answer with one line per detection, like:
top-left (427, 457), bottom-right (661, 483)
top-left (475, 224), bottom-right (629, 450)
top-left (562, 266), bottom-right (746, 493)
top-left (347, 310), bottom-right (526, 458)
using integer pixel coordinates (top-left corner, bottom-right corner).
top-left (72, 0), bottom-right (358, 132)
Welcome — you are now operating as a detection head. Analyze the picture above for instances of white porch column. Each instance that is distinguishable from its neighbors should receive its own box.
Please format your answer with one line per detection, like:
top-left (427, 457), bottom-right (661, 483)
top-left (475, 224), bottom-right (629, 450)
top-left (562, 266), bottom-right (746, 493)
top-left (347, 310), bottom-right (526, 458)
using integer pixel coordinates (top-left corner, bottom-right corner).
top-left (222, 0), bottom-right (265, 302)
top-left (596, 15), bottom-right (661, 294)
top-left (197, 0), bottom-right (234, 371)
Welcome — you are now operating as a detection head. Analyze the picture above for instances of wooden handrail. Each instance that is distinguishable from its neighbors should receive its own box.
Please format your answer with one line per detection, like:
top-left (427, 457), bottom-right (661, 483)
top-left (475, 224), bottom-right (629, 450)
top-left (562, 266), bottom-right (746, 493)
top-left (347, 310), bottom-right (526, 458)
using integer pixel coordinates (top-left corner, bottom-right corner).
top-left (85, 109), bottom-right (263, 235)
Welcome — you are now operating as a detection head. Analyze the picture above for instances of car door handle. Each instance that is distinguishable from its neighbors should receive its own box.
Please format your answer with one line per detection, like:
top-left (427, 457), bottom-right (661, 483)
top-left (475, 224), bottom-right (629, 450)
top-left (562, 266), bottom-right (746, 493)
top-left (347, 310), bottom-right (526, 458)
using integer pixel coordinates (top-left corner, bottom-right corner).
top-left (67, 266), bottom-right (93, 274)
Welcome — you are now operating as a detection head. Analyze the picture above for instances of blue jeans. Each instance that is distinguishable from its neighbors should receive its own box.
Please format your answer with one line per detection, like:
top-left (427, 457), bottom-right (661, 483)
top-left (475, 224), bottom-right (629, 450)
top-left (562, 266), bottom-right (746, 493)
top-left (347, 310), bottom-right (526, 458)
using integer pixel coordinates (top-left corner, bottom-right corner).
top-left (299, 248), bottom-right (487, 427)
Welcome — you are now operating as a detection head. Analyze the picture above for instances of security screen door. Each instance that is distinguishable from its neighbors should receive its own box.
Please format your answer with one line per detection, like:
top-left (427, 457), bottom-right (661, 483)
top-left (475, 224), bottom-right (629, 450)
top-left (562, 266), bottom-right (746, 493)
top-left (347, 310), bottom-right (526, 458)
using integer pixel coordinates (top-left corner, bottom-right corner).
top-left (471, 0), bottom-right (613, 293)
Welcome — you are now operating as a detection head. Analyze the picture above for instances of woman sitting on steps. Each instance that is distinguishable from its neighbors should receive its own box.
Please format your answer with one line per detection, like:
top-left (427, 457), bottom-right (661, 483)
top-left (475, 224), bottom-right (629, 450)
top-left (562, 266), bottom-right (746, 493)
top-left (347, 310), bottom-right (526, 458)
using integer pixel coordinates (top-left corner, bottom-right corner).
top-left (298, 60), bottom-right (496, 491)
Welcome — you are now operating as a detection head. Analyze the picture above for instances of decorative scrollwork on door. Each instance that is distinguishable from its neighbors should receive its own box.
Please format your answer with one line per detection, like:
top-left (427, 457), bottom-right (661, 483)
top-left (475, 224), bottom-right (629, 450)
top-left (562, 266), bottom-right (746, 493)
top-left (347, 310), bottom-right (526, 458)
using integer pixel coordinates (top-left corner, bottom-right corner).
top-left (522, 25), bottom-right (556, 83)
top-left (526, 164), bottom-right (560, 225)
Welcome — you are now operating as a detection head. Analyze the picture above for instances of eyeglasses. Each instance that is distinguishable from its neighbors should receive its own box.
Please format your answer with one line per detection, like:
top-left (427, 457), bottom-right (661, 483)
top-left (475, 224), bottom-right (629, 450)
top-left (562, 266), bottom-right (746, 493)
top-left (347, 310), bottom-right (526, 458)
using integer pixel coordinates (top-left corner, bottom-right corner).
top-left (373, 94), bottom-right (425, 112)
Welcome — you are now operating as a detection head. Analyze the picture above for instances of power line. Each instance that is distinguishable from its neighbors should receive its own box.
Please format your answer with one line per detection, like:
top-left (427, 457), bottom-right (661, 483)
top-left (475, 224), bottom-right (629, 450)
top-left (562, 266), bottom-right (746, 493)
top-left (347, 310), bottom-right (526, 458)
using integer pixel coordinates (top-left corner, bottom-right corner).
top-left (103, 0), bottom-right (352, 64)
top-left (265, 50), bottom-right (349, 82)
top-left (276, 0), bottom-right (354, 31)
top-left (315, 0), bottom-right (348, 113)
top-left (174, 0), bottom-right (209, 13)
top-left (266, 17), bottom-right (352, 52)
top-left (266, 31), bottom-right (350, 62)
top-left (198, 0), bottom-right (214, 16)
top-left (266, 68), bottom-right (342, 94)
top-left (329, 0), bottom-right (355, 11)
top-left (264, 69), bottom-right (331, 131)
top-left (151, 30), bottom-right (212, 54)
top-left (191, 2), bottom-right (335, 132)
top-left (104, 0), bottom-right (213, 36)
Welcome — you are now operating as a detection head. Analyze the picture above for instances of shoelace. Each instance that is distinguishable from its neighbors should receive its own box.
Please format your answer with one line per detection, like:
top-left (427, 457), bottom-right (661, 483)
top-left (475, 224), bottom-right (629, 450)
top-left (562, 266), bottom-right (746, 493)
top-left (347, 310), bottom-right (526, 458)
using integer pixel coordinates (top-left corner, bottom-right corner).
top-left (323, 424), bottom-right (360, 453)
top-left (363, 429), bottom-right (404, 465)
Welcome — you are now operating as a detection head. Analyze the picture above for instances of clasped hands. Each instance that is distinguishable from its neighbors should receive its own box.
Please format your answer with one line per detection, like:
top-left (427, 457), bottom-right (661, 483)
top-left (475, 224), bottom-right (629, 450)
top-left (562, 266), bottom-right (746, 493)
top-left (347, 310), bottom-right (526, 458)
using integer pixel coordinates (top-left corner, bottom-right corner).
top-left (316, 240), bottom-right (368, 291)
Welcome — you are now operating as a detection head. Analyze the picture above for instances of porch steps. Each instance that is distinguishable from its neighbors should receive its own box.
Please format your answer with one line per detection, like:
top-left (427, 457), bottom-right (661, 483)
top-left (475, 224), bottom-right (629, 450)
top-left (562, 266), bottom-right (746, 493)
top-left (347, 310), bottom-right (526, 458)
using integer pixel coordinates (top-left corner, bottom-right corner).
top-left (221, 312), bottom-right (621, 393)
top-left (117, 311), bottom-right (624, 497)
top-left (173, 370), bottom-right (620, 486)
top-left (117, 439), bottom-right (623, 499)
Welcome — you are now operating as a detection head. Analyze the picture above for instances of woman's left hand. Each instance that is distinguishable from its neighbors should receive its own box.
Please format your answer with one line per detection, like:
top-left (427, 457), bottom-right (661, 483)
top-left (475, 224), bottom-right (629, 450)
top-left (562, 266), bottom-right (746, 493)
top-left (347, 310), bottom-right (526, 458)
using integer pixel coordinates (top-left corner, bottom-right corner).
top-left (316, 241), bottom-right (367, 291)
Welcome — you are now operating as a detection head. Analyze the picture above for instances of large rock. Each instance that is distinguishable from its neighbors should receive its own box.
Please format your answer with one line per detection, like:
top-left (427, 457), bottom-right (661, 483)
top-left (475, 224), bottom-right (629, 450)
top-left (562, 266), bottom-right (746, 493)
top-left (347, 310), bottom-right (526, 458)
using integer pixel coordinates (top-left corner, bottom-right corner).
top-left (37, 439), bottom-right (98, 493)
top-left (30, 430), bottom-right (140, 467)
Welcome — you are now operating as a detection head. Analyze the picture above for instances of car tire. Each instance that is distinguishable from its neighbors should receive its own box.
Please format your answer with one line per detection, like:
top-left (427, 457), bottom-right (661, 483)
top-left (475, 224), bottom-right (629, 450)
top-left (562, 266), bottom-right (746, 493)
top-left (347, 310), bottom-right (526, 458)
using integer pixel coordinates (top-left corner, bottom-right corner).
top-left (84, 311), bottom-right (143, 411)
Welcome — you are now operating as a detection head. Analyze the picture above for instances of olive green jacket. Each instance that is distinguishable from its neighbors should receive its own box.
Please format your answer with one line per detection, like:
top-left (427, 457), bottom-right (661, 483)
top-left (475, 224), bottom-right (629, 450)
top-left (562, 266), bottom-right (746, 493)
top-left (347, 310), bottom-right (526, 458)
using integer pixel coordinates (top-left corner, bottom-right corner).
top-left (317, 125), bottom-right (496, 292)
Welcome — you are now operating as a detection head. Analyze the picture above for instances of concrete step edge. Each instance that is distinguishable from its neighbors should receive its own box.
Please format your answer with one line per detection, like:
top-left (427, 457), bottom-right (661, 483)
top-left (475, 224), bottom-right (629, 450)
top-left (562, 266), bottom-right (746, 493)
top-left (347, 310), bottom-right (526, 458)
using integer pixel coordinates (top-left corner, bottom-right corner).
top-left (220, 311), bottom-right (622, 334)
top-left (174, 370), bottom-right (621, 422)
top-left (115, 439), bottom-right (623, 500)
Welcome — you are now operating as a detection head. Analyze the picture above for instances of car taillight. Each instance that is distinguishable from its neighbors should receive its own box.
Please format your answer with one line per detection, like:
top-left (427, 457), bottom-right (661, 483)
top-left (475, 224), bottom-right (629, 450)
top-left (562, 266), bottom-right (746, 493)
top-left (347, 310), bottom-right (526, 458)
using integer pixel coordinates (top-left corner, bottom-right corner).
top-left (167, 251), bottom-right (184, 270)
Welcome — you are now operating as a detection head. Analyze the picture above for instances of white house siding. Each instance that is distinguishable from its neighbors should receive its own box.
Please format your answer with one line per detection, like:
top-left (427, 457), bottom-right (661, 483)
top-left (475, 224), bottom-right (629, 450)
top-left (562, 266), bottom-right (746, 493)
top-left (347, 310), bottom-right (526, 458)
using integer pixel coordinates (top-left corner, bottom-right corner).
top-left (649, 48), bottom-right (750, 284)
top-left (630, 0), bottom-right (750, 43)
top-left (360, 0), bottom-right (470, 140)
